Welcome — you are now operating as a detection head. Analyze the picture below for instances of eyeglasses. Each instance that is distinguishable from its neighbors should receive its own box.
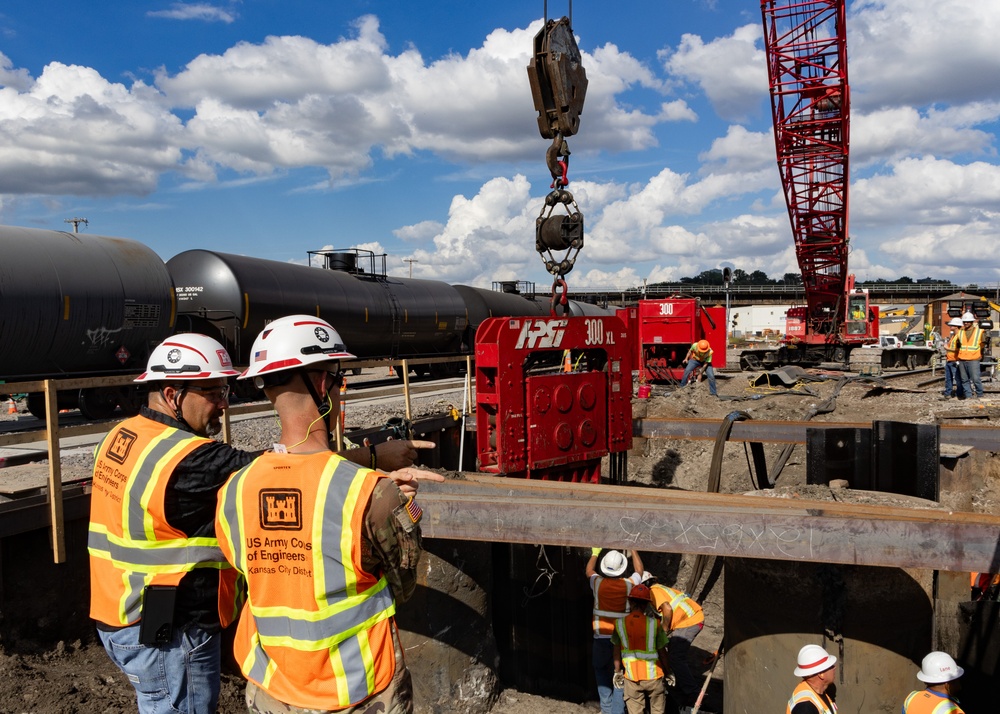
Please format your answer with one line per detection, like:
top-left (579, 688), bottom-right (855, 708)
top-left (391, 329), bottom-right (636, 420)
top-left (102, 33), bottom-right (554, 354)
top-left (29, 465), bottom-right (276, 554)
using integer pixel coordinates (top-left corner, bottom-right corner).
top-left (185, 385), bottom-right (231, 401)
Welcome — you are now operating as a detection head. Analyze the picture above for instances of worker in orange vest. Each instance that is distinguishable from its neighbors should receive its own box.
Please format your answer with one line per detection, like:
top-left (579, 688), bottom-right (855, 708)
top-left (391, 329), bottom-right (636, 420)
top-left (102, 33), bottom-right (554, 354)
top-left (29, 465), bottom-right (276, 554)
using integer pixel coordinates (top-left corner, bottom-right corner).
top-left (611, 584), bottom-right (670, 714)
top-left (89, 333), bottom-right (255, 714)
top-left (679, 339), bottom-right (717, 396)
top-left (215, 315), bottom-right (444, 712)
top-left (641, 573), bottom-right (704, 711)
top-left (901, 651), bottom-right (965, 714)
top-left (941, 317), bottom-right (965, 399)
top-left (587, 548), bottom-right (645, 714)
top-left (955, 312), bottom-right (985, 399)
top-left (787, 644), bottom-right (837, 714)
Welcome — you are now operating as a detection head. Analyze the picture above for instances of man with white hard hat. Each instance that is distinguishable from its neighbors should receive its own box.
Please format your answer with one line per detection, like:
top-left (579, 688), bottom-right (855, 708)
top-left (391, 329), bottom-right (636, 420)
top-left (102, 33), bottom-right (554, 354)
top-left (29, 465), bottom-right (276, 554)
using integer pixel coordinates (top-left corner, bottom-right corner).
top-left (902, 651), bottom-right (965, 714)
top-left (586, 548), bottom-right (645, 714)
top-left (786, 644), bottom-right (837, 714)
top-left (941, 317), bottom-right (966, 400)
top-left (956, 311), bottom-right (985, 400)
top-left (89, 334), bottom-right (257, 714)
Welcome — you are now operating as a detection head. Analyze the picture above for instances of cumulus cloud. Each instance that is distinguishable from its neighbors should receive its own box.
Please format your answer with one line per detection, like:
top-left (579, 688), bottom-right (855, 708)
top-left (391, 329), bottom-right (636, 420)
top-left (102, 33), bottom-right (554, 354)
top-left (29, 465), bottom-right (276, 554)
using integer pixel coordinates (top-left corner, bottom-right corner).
top-left (660, 24), bottom-right (767, 122)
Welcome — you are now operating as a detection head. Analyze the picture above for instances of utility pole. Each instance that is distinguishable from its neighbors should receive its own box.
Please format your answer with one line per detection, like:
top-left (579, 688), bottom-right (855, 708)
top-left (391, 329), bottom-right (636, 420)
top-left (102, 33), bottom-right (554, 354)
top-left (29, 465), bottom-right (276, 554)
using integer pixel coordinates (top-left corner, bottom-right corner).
top-left (64, 217), bottom-right (88, 233)
top-left (404, 258), bottom-right (418, 279)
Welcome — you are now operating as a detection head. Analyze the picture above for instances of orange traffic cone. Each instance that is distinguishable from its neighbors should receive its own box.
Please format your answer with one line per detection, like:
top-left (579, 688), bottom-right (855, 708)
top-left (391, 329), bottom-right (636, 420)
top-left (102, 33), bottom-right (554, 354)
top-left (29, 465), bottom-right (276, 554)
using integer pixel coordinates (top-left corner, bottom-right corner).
top-left (563, 351), bottom-right (572, 373)
top-left (7, 399), bottom-right (16, 415)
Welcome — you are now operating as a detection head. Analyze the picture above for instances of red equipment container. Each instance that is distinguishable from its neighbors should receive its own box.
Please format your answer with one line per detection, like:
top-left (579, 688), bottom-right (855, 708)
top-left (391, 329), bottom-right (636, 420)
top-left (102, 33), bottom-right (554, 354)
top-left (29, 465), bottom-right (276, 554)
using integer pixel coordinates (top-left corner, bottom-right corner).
top-left (635, 298), bottom-right (726, 383)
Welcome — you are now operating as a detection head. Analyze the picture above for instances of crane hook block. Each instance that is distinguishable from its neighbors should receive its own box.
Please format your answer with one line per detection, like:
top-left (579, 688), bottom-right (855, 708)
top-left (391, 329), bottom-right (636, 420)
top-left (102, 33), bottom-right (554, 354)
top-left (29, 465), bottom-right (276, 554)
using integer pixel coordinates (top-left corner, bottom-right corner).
top-left (527, 16), bottom-right (588, 139)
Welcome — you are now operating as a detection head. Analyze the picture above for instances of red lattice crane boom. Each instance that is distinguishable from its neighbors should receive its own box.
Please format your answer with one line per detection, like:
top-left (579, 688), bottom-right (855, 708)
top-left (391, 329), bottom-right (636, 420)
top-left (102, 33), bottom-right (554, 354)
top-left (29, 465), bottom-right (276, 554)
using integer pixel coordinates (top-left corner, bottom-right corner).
top-left (760, 0), bottom-right (876, 364)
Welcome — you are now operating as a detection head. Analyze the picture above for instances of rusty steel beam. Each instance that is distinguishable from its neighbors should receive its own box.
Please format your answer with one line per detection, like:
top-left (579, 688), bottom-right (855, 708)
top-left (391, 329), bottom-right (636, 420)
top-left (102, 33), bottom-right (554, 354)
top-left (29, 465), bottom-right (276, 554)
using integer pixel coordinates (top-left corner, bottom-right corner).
top-left (418, 476), bottom-right (1000, 573)
top-left (635, 417), bottom-right (1000, 451)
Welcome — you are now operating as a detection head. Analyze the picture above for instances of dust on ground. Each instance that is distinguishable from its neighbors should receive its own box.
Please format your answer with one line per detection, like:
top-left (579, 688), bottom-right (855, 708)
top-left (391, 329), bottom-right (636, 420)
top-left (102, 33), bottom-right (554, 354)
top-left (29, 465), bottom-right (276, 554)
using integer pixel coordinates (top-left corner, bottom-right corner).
top-left (1, 359), bottom-right (999, 713)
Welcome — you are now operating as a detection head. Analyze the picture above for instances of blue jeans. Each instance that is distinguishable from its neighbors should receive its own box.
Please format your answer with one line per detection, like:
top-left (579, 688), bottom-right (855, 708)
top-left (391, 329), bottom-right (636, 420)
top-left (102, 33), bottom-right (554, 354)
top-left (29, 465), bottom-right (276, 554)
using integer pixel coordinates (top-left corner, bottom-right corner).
top-left (99, 624), bottom-right (221, 714)
top-left (944, 361), bottom-right (965, 397)
top-left (680, 360), bottom-right (717, 396)
top-left (958, 359), bottom-right (984, 398)
top-left (592, 637), bottom-right (625, 714)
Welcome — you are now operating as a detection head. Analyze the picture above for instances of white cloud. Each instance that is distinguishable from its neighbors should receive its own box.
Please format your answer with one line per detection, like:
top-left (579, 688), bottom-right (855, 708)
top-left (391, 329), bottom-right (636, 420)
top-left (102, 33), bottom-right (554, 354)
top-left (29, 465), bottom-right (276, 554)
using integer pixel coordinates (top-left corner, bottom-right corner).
top-left (147, 3), bottom-right (237, 23)
top-left (660, 24), bottom-right (767, 122)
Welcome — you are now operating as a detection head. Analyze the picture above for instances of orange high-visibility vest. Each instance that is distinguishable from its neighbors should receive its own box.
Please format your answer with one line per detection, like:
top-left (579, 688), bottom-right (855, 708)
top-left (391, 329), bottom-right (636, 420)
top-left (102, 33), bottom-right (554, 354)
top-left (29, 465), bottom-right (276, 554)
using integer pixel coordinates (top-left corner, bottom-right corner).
top-left (614, 611), bottom-right (666, 682)
top-left (946, 333), bottom-right (961, 362)
top-left (786, 681), bottom-right (837, 714)
top-left (902, 689), bottom-right (964, 714)
top-left (649, 584), bottom-right (704, 630)
top-left (215, 451), bottom-right (397, 711)
top-left (957, 326), bottom-right (982, 360)
top-left (591, 576), bottom-right (633, 636)
top-left (88, 416), bottom-right (240, 628)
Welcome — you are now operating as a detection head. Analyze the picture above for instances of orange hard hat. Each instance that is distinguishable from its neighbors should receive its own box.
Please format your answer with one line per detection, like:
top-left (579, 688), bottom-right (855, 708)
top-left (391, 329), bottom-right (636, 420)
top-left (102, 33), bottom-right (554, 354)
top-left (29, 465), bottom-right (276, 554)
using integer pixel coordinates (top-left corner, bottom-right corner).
top-left (628, 583), bottom-right (651, 601)
top-left (697, 339), bottom-right (710, 352)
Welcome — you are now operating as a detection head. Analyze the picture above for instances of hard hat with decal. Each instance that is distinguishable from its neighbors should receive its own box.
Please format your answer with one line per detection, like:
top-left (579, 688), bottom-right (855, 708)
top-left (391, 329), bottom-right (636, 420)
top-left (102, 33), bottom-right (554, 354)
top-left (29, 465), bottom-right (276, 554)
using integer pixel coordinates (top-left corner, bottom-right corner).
top-left (793, 644), bottom-right (837, 677)
top-left (962, 312), bottom-right (976, 322)
top-left (917, 651), bottom-right (963, 684)
top-left (697, 339), bottom-right (711, 352)
top-left (240, 315), bottom-right (354, 381)
top-left (600, 550), bottom-right (628, 578)
top-left (135, 334), bottom-right (240, 382)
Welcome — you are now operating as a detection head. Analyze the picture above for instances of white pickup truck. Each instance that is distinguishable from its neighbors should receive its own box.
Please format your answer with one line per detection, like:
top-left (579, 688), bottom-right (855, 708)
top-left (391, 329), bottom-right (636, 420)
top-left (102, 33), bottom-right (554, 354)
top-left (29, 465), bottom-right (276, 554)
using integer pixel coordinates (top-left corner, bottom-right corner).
top-left (861, 336), bottom-right (901, 349)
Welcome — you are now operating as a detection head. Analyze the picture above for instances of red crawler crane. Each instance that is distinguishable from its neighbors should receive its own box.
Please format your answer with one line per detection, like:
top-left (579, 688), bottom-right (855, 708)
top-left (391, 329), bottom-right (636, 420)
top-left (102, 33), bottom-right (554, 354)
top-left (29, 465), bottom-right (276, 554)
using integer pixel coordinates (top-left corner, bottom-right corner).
top-left (743, 0), bottom-right (879, 370)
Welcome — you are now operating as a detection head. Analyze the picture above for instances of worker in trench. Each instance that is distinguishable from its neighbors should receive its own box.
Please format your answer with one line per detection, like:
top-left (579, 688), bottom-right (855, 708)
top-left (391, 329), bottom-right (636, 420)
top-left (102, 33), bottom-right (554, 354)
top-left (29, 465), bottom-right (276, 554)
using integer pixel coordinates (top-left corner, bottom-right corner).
top-left (587, 548), bottom-right (645, 714)
top-left (215, 314), bottom-right (443, 713)
top-left (640, 572), bottom-right (705, 713)
top-left (611, 583), bottom-right (670, 714)
top-left (787, 644), bottom-right (837, 714)
top-left (88, 330), bottom-right (435, 714)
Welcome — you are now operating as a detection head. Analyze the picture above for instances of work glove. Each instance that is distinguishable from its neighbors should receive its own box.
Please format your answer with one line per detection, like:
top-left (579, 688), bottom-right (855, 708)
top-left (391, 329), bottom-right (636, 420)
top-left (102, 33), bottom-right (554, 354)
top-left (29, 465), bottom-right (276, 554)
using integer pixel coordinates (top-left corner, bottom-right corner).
top-left (591, 547), bottom-right (602, 556)
top-left (613, 672), bottom-right (626, 690)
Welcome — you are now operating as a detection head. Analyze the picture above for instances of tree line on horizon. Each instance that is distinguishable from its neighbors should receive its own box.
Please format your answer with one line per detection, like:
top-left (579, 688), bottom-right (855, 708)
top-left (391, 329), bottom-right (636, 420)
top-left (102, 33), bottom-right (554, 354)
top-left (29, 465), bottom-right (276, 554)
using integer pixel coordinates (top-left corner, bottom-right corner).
top-left (652, 269), bottom-right (952, 287)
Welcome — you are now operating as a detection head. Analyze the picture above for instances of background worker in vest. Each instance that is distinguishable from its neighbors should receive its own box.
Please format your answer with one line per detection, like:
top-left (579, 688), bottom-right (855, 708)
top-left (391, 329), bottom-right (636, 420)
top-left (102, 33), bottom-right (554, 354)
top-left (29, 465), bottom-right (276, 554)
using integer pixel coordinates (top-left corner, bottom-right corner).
top-left (611, 584), bottom-right (670, 714)
top-left (942, 317), bottom-right (965, 399)
top-left (215, 315), bottom-right (443, 713)
top-left (586, 548), bottom-right (645, 714)
top-left (786, 644), bottom-right (837, 714)
top-left (88, 334), bottom-right (256, 714)
top-left (902, 651), bottom-right (965, 714)
top-left (956, 311), bottom-right (985, 399)
top-left (679, 339), bottom-right (717, 397)
top-left (640, 572), bottom-right (705, 713)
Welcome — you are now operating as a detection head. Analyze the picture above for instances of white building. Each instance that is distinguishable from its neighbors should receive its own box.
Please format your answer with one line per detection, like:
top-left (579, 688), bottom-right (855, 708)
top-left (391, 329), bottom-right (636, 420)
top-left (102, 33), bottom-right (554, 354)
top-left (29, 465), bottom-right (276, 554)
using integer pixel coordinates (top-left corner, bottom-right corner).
top-left (729, 304), bottom-right (792, 339)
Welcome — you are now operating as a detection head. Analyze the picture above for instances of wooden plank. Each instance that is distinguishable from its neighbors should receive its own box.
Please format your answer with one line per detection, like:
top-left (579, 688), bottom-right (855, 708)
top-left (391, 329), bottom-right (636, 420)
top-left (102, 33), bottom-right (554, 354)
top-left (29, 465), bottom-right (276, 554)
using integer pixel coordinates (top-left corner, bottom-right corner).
top-left (44, 381), bottom-right (66, 563)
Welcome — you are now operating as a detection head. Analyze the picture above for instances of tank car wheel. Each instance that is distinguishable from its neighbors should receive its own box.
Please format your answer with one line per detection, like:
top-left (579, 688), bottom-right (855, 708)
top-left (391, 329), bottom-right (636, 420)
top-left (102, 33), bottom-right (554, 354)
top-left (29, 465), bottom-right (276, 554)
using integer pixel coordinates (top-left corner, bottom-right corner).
top-left (118, 386), bottom-right (144, 416)
top-left (394, 365), bottom-right (407, 380)
top-left (79, 388), bottom-right (118, 420)
top-left (26, 393), bottom-right (47, 420)
top-left (351, 368), bottom-right (362, 376)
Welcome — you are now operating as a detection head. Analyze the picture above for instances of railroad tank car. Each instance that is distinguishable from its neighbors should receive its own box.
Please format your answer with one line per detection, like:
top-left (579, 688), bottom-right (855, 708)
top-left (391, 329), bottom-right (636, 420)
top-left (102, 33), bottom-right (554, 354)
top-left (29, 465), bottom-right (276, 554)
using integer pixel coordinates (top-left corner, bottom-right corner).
top-left (167, 249), bottom-right (471, 368)
top-left (0, 226), bottom-right (174, 417)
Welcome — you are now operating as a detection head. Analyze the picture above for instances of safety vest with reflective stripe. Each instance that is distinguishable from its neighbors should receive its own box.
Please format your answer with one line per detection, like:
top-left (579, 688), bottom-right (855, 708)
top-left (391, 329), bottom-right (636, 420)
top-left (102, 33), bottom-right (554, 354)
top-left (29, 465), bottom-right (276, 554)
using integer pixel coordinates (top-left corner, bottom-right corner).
top-left (902, 689), bottom-right (964, 714)
top-left (946, 333), bottom-right (961, 362)
top-left (649, 584), bottom-right (704, 630)
top-left (957, 326), bottom-right (982, 360)
top-left (614, 611), bottom-right (665, 681)
top-left (591, 575), bottom-right (633, 637)
top-left (786, 681), bottom-right (836, 714)
top-left (215, 451), bottom-right (397, 711)
top-left (88, 415), bottom-right (240, 628)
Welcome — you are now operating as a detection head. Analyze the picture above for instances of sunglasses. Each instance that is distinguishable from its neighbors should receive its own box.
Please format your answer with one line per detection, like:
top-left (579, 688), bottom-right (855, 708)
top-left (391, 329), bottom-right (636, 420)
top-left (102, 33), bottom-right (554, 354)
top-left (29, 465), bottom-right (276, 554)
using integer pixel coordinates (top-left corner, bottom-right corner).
top-left (185, 385), bottom-right (231, 401)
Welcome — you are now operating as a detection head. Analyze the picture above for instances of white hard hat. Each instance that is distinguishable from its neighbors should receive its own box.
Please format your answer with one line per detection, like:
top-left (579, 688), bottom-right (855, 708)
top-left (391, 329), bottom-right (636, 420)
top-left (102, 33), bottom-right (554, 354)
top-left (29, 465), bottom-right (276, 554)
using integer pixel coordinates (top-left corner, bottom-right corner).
top-left (917, 651), bottom-right (963, 683)
top-left (641, 571), bottom-right (656, 584)
top-left (793, 644), bottom-right (837, 677)
top-left (600, 551), bottom-right (627, 578)
top-left (947, 318), bottom-right (964, 327)
top-left (962, 312), bottom-right (976, 322)
top-left (135, 334), bottom-right (240, 382)
top-left (240, 314), bottom-right (354, 381)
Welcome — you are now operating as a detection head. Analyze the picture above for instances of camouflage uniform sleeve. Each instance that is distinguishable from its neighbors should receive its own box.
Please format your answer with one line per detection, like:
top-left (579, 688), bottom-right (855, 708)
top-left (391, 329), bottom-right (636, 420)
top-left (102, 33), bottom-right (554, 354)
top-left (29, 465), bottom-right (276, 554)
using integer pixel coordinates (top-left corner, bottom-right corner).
top-left (362, 476), bottom-right (424, 603)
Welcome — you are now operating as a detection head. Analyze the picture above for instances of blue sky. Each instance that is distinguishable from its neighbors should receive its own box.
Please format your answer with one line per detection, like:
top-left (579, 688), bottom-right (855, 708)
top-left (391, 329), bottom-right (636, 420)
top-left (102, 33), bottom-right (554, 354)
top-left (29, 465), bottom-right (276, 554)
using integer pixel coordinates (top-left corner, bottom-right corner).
top-left (1, 0), bottom-right (999, 289)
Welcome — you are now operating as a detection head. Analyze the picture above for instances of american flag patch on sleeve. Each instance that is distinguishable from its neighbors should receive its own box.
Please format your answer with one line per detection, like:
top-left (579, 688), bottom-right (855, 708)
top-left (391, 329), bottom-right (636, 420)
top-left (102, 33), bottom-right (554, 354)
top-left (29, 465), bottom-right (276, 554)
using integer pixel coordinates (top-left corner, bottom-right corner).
top-left (404, 497), bottom-right (422, 523)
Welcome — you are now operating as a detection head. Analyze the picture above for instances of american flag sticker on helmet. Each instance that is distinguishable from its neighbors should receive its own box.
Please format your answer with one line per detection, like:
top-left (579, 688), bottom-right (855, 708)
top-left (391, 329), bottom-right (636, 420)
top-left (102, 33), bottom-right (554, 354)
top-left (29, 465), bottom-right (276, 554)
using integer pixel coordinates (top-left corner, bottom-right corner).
top-left (254, 350), bottom-right (267, 362)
